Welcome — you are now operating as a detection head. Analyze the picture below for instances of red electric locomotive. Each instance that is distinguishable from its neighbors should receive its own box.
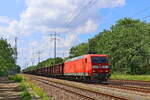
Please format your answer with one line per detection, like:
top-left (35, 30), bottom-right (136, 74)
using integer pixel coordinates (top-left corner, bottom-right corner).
top-left (64, 54), bottom-right (111, 82)
top-left (23, 54), bottom-right (110, 82)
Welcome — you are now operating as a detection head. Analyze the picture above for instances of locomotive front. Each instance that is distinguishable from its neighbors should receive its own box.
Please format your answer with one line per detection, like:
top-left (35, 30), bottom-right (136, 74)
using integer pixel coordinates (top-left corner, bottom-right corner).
top-left (90, 55), bottom-right (111, 82)
top-left (64, 54), bottom-right (110, 82)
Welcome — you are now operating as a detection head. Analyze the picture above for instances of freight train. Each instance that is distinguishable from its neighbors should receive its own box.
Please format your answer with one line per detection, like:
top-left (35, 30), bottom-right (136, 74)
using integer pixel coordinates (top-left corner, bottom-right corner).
top-left (23, 54), bottom-right (111, 82)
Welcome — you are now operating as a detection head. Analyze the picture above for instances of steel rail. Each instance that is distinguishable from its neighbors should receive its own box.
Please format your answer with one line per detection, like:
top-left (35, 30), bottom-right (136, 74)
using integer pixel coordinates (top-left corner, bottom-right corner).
top-left (26, 74), bottom-right (128, 100)
top-left (109, 79), bottom-right (150, 86)
top-left (108, 79), bottom-right (150, 93)
top-left (32, 78), bottom-right (95, 100)
top-left (95, 84), bottom-right (150, 95)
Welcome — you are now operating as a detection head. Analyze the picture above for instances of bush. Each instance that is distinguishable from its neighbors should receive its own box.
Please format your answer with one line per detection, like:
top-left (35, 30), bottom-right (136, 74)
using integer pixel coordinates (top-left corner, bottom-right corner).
top-left (111, 74), bottom-right (150, 81)
top-left (19, 82), bottom-right (28, 91)
top-left (19, 76), bottom-right (49, 100)
top-left (0, 71), bottom-right (7, 77)
top-left (9, 75), bottom-right (23, 82)
top-left (29, 82), bottom-right (49, 100)
top-left (20, 91), bottom-right (32, 100)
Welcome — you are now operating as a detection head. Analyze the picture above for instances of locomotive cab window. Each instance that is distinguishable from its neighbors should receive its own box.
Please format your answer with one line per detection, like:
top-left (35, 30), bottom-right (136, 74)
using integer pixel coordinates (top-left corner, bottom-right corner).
top-left (91, 57), bottom-right (108, 63)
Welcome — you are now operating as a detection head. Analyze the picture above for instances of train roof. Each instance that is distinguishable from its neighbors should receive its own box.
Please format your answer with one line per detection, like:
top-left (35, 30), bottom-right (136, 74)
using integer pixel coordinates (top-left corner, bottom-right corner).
top-left (65, 54), bottom-right (108, 62)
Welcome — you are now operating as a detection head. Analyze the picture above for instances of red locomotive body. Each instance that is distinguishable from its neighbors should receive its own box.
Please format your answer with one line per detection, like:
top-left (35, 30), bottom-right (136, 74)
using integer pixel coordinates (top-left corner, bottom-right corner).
top-left (64, 54), bottom-right (110, 81)
top-left (24, 54), bottom-right (110, 82)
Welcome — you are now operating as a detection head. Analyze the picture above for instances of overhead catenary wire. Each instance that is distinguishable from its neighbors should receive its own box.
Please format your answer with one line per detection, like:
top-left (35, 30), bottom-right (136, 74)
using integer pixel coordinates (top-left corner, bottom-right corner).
top-left (64, 0), bottom-right (97, 29)
top-left (141, 14), bottom-right (150, 20)
top-left (37, 0), bottom-right (97, 62)
top-left (63, 0), bottom-right (86, 26)
top-left (131, 6), bottom-right (150, 18)
top-left (58, 0), bottom-right (97, 56)
top-left (48, 1), bottom-right (90, 57)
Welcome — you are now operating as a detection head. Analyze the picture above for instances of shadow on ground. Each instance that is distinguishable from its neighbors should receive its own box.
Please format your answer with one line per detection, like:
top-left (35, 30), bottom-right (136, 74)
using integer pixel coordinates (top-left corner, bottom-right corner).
top-left (0, 77), bottom-right (21, 100)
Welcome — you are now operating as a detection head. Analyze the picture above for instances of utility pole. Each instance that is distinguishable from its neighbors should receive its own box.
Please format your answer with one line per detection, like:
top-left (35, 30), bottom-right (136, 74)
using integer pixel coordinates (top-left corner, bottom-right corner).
top-left (63, 52), bottom-right (65, 58)
top-left (24, 57), bottom-right (28, 69)
top-left (54, 33), bottom-right (56, 58)
top-left (14, 37), bottom-right (18, 64)
top-left (37, 51), bottom-right (41, 63)
top-left (49, 33), bottom-right (59, 59)
top-left (31, 48), bottom-right (35, 66)
top-left (88, 39), bottom-right (90, 54)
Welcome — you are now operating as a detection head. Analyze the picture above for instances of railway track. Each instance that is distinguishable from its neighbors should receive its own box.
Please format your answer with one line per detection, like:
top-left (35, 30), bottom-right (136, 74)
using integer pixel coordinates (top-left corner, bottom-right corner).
top-left (33, 78), bottom-right (95, 100)
top-left (95, 83), bottom-right (150, 95)
top-left (105, 79), bottom-right (150, 94)
top-left (109, 79), bottom-right (150, 87)
top-left (25, 74), bottom-right (128, 100)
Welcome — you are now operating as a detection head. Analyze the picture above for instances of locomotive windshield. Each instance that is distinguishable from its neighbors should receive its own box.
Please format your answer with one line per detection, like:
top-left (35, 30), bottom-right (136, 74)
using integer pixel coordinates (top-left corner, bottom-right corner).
top-left (91, 57), bottom-right (108, 63)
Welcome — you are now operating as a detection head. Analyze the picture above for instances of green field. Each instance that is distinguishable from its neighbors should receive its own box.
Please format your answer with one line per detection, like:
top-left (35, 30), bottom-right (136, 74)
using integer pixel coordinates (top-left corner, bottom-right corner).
top-left (111, 74), bottom-right (150, 81)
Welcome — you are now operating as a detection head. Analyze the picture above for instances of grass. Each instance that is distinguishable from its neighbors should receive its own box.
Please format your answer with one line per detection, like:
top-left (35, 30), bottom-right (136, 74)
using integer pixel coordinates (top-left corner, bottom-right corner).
top-left (9, 74), bottom-right (24, 82)
top-left (19, 82), bottom-right (29, 91)
top-left (20, 75), bottom-right (49, 100)
top-left (20, 91), bottom-right (32, 100)
top-left (111, 74), bottom-right (150, 81)
top-left (9, 75), bottom-right (32, 100)
top-left (19, 82), bottom-right (31, 100)
top-left (28, 82), bottom-right (49, 100)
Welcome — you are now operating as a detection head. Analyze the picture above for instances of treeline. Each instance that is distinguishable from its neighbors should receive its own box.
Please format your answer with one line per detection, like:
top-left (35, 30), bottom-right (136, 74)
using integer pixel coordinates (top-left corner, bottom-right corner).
top-left (0, 38), bottom-right (20, 76)
top-left (69, 18), bottom-right (150, 75)
top-left (23, 57), bottom-right (63, 71)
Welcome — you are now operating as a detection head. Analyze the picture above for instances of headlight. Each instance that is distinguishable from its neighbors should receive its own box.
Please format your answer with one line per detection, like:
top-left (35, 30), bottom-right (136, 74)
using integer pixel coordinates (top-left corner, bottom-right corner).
top-left (93, 65), bottom-right (99, 68)
top-left (93, 70), bottom-right (96, 72)
top-left (102, 66), bottom-right (109, 68)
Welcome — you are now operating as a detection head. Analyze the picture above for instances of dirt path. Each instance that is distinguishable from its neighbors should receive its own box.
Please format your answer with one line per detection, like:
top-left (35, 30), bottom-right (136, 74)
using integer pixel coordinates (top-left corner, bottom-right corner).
top-left (0, 77), bottom-right (21, 100)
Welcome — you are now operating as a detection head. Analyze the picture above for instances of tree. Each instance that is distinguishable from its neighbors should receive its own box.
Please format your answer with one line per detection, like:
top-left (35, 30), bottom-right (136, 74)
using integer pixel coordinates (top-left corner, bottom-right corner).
top-left (23, 57), bottom-right (64, 71)
top-left (69, 18), bottom-right (150, 75)
top-left (0, 38), bottom-right (20, 76)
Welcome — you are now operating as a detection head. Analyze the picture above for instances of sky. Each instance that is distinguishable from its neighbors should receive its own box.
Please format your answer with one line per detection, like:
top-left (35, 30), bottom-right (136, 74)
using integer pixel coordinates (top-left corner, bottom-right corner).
top-left (0, 0), bottom-right (150, 69)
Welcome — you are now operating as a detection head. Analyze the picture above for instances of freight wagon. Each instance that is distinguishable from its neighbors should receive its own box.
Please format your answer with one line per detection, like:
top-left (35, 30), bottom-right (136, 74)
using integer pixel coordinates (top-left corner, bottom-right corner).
top-left (24, 54), bottom-right (111, 82)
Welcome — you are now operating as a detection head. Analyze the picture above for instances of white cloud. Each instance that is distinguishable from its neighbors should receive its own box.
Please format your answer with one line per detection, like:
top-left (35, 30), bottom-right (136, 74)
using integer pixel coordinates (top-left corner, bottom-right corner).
top-left (0, 0), bottom-right (126, 67)
top-left (0, 16), bottom-right (12, 24)
top-left (12, 0), bottom-right (125, 35)
top-left (98, 0), bottom-right (125, 8)
top-left (29, 41), bottom-right (39, 47)
top-left (75, 19), bottom-right (98, 34)
top-left (0, 0), bottom-right (125, 36)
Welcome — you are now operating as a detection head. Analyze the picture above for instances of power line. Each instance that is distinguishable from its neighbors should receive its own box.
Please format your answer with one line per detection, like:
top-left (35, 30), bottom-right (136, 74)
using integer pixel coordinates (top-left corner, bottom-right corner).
top-left (64, 0), bottom-right (97, 30)
top-left (60, 0), bottom-right (97, 57)
top-left (64, 0), bottom-right (86, 21)
top-left (24, 57), bottom-right (28, 69)
top-left (45, 0), bottom-right (97, 59)
top-left (66, 0), bottom-right (97, 27)
top-left (14, 37), bottom-right (18, 64)
top-left (141, 14), bottom-right (150, 20)
top-left (63, 0), bottom-right (86, 27)
top-left (131, 6), bottom-right (150, 18)
top-left (31, 48), bottom-right (35, 66)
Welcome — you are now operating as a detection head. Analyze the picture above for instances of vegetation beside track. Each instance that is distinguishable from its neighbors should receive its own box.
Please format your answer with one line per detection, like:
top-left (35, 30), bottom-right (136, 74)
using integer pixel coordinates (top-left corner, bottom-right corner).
top-left (23, 57), bottom-right (63, 72)
top-left (9, 75), bottom-right (32, 100)
top-left (27, 81), bottom-right (49, 100)
top-left (111, 74), bottom-right (150, 81)
top-left (9, 74), bottom-right (49, 100)
top-left (9, 74), bottom-right (24, 82)
top-left (20, 75), bottom-right (49, 100)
